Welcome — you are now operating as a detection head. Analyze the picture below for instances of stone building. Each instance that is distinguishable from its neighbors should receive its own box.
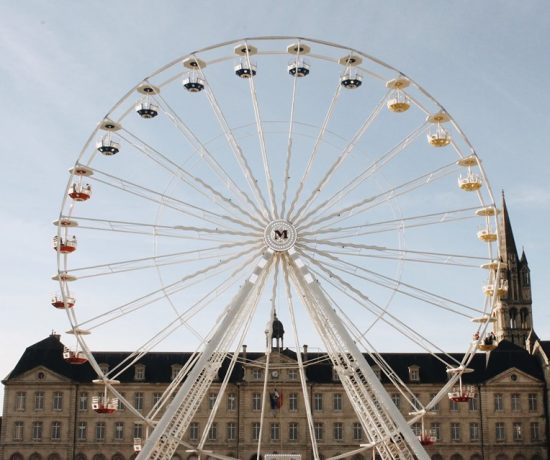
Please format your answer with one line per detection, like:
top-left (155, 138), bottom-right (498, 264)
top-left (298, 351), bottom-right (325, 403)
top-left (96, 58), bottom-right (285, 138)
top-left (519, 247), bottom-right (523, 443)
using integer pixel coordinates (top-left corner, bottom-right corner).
top-left (1, 198), bottom-right (549, 460)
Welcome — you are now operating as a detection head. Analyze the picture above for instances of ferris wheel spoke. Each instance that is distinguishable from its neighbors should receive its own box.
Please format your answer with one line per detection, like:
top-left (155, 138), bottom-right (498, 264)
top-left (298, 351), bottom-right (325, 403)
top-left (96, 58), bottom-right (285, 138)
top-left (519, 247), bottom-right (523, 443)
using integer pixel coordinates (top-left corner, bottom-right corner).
top-left (243, 45), bottom-right (277, 219)
top-left (299, 160), bottom-right (457, 231)
top-left (152, 92), bottom-right (265, 221)
top-left (300, 245), bottom-right (483, 318)
top-left (197, 67), bottom-right (271, 220)
top-left (300, 206), bottom-right (479, 239)
top-left (305, 259), bottom-right (461, 365)
top-left (286, 81), bottom-right (343, 220)
top-left (294, 122), bottom-right (427, 227)
top-left (64, 242), bottom-right (259, 279)
top-left (290, 90), bottom-right (389, 223)
top-left (280, 54), bottom-right (300, 219)
top-left (118, 126), bottom-right (262, 225)
top-left (299, 238), bottom-right (487, 264)
top-left (281, 259), bottom-right (322, 459)
top-left (84, 165), bottom-right (258, 232)
top-left (76, 245), bottom-right (263, 331)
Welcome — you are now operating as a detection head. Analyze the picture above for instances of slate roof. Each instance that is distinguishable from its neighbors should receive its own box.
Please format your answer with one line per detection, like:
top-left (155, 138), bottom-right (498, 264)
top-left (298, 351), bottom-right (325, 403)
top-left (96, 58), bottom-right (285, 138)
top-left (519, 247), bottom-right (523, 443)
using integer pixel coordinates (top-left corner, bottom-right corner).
top-left (3, 334), bottom-right (544, 385)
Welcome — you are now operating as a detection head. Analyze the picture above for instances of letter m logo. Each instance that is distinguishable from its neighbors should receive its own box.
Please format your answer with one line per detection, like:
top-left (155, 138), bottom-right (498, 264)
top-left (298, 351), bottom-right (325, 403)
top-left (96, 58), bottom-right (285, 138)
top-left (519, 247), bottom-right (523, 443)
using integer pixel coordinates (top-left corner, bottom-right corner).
top-left (274, 229), bottom-right (288, 240)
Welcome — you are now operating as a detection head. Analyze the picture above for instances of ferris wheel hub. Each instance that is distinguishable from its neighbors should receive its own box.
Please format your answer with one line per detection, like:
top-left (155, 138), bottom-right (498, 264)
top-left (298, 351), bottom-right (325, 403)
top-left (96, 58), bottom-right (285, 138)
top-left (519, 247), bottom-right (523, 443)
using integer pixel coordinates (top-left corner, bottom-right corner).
top-left (264, 219), bottom-right (297, 252)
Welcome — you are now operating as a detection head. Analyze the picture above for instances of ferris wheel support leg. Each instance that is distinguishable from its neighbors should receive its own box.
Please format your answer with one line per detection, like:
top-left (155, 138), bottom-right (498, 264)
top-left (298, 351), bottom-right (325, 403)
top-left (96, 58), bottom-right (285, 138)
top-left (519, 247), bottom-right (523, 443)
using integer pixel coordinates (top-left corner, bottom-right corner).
top-left (137, 251), bottom-right (273, 460)
top-left (286, 250), bottom-right (429, 460)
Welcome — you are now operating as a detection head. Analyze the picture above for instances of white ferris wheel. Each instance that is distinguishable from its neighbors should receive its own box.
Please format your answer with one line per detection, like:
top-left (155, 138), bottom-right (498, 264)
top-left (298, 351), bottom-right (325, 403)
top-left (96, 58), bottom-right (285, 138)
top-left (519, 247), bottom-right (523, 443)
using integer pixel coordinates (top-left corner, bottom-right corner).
top-left (53, 37), bottom-right (504, 460)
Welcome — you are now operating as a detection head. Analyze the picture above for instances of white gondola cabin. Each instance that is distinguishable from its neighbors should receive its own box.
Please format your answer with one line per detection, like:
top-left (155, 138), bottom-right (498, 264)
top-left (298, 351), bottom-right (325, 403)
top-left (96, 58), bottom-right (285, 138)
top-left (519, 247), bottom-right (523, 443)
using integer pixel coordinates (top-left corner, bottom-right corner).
top-left (92, 395), bottom-right (119, 414)
top-left (51, 295), bottom-right (75, 309)
top-left (68, 183), bottom-right (92, 202)
top-left (458, 174), bottom-right (483, 191)
top-left (63, 347), bottom-right (88, 365)
top-left (96, 136), bottom-right (120, 155)
top-left (53, 235), bottom-right (77, 254)
top-left (234, 60), bottom-right (257, 78)
top-left (288, 59), bottom-right (310, 77)
top-left (183, 74), bottom-right (205, 93)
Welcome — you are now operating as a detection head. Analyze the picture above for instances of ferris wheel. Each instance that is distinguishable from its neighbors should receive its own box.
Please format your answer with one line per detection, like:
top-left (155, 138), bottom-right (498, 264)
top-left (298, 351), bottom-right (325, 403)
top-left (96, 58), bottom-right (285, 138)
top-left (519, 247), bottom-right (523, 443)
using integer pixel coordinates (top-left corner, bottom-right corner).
top-left (53, 37), bottom-right (504, 460)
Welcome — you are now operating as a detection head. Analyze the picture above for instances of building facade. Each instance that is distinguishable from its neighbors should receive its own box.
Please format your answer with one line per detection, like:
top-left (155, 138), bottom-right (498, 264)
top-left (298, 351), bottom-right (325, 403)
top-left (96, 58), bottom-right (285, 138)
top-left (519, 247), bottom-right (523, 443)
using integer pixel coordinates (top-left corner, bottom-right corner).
top-left (2, 198), bottom-right (549, 460)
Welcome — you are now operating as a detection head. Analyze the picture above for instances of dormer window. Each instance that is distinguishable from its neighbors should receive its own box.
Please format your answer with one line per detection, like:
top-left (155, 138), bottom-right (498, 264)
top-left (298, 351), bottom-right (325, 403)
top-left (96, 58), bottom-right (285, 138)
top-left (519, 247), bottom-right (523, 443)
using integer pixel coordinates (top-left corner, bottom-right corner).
top-left (134, 364), bottom-right (145, 381)
top-left (332, 368), bottom-right (340, 382)
top-left (171, 364), bottom-right (182, 381)
top-left (408, 365), bottom-right (420, 382)
top-left (98, 363), bottom-right (109, 375)
top-left (372, 365), bottom-right (381, 380)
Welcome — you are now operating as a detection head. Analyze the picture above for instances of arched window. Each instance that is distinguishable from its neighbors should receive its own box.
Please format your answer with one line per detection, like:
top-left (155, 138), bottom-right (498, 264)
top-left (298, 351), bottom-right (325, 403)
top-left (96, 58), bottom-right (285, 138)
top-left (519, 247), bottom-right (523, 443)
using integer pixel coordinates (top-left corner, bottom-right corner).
top-left (29, 454), bottom-right (43, 460)
top-left (9, 454), bottom-right (23, 460)
top-left (93, 455), bottom-right (107, 460)
top-left (431, 455), bottom-right (443, 460)
top-left (48, 455), bottom-right (61, 460)
top-left (75, 454), bottom-right (87, 460)
top-left (520, 309), bottom-right (529, 328)
top-left (470, 455), bottom-right (482, 460)
top-left (509, 308), bottom-right (518, 329)
top-left (513, 455), bottom-right (526, 460)
top-left (112, 455), bottom-right (125, 460)
top-left (496, 455), bottom-right (509, 460)
top-left (450, 454), bottom-right (463, 460)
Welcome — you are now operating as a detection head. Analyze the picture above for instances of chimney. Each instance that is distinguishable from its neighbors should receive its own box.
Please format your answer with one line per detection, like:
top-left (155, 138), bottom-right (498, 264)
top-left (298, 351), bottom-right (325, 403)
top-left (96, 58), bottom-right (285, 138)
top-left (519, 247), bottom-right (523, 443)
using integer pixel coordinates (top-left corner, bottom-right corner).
top-left (302, 344), bottom-right (308, 361)
top-left (242, 344), bottom-right (247, 360)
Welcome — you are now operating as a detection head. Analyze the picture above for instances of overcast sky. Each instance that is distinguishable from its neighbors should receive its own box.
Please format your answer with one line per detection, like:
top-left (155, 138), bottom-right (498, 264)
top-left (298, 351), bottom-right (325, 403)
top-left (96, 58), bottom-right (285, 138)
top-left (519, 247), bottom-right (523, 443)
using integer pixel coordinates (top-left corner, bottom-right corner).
top-left (1, 1), bottom-right (549, 408)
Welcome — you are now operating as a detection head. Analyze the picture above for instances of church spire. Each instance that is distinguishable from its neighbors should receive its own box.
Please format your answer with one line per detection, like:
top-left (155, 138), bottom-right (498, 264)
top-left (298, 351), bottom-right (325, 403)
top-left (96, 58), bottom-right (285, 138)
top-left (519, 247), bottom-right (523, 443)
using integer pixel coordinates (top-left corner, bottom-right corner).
top-left (499, 191), bottom-right (519, 266)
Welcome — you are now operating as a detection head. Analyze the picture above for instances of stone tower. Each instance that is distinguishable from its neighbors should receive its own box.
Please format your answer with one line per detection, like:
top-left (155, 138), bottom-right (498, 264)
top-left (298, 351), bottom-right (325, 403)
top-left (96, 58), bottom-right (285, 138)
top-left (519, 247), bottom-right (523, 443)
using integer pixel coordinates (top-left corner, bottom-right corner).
top-left (493, 193), bottom-right (533, 348)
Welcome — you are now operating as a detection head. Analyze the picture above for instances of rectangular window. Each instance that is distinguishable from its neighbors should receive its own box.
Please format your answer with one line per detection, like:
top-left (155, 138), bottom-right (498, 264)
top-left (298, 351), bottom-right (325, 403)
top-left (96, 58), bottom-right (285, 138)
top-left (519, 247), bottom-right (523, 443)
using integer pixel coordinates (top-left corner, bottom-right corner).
top-left (449, 399), bottom-right (459, 412)
top-left (14, 421), bottom-right (24, 441)
top-left (530, 422), bottom-right (540, 441)
top-left (252, 392), bottom-right (262, 411)
top-left (430, 393), bottom-right (440, 412)
top-left (152, 392), bottom-right (162, 406)
top-left (117, 392), bottom-right (125, 411)
top-left (252, 368), bottom-right (263, 380)
top-left (391, 394), bottom-right (400, 409)
top-left (271, 422), bottom-right (280, 441)
top-left (53, 391), bottom-right (63, 411)
top-left (34, 391), bottom-right (45, 410)
top-left (333, 422), bottom-right (343, 441)
top-left (252, 422), bottom-right (261, 441)
top-left (314, 422), bottom-right (323, 441)
top-left (32, 421), bottom-right (43, 441)
top-left (134, 392), bottom-right (144, 411)
top-left (208, 423), bottom-right (217, 441)
top-left (409, 367), bottom-right (420, 382)
top-left (314, 393), bottom-right (323, 411)
top-left (494, 393), bottom-right (503, 411)
top-left (496, 422), bottom-right (505, 441)
top-left (289, 392), bottom-right (298, 411)
top-left (431, 423), bottom-right (441, 441)
top-left (511, 393), bottom-right (521, 411)
top-left (513, 422), bottom-right (522, 441)
top-left (134, 365), bottom-right (145, 381)
top-left (333, 393), bottom-right (343, 411)
top-left (468, 395), bottom-right (479, 411)
top-left (96, 422), bottom-right (106, 441)
top-left (450, 423), bottom-right (460, 441)
top-left (115, 422), bottom-right (124, 441)
top-left (79, 392), bottom-right (88, 411)
top-left (353, 422), bottom-right (363, 441)
top-left (51, 421), bottom-right (61, 441)
top-left (227, 393), bottom-right (236, 411)
top-left (528, 393), bottom-right (538, 412)
top-left (189, 422), bottom-right (199, 441)
top-left (78, 422), bottom-right (87, 441)
top-left (412, 423), bottom-right (422, 436)
top-left (470, 423), bottom-right (480, 441)
top-left (413, 394), bottom-right (422, 410)
top-left (288, 369), bottom-right (298, 380)
top-left (15, 392), bottom-right (26, 411)
top-left (133, 423), bottom-right (143, 439)
top-left (208, 393), bottom-right (217, 410)
top-left (227, 422), bottom-right (236, 441)
top-left (171, 364), bottom-right (182, 381)
top-left (289, 422), bottom-right (298, 441)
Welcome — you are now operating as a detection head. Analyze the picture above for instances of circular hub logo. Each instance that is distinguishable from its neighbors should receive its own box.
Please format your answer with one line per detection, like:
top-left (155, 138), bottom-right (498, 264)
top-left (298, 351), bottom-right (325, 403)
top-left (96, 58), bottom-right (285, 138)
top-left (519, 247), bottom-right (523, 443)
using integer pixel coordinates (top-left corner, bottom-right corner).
top-left (264, 220), bottom-right (297, 252)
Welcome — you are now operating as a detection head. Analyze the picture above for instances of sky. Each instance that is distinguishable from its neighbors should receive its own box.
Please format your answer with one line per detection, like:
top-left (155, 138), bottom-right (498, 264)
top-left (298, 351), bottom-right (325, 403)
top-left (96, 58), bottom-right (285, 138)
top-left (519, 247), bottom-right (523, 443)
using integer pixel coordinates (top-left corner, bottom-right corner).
top-left (1, 1), bottom-right (550, 410)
